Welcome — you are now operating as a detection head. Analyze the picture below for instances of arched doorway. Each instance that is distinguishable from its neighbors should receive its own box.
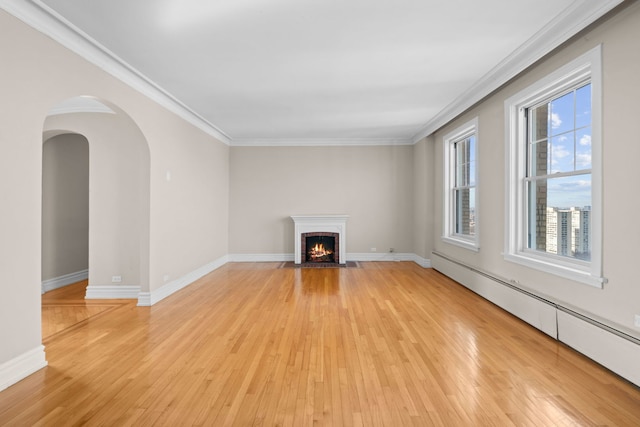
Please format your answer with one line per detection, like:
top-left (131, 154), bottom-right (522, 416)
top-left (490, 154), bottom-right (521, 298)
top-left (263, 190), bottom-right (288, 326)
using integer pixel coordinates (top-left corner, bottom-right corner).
top-left (42, 96), bottom-right (150, 303)
top-left (41, 132), bottom-right (90, 294)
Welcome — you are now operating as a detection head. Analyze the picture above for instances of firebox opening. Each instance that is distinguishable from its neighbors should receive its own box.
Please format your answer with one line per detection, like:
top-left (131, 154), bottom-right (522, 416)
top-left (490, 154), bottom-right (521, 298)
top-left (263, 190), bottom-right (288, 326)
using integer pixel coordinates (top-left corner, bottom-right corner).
top-left (305, 236), bottom-right (336, 263)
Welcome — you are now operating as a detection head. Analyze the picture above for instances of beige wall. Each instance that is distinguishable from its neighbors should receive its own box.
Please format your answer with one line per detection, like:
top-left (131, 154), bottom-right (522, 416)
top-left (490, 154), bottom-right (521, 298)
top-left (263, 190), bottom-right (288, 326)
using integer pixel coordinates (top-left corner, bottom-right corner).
top-left (0, 9), bottom-right (229, 365)
top-left (41, 133), bottom-right (89, 281)
top-left (44, 111), bottom-right (150, 290)
top-left (3, 0), bottom-right (637, 386)
top-left (412, 136), bottom-right (434, 260)
top-left (147, 119), bottom-right (229, 286)
top-left (229, 145), bottom-right (415, 256)
top-left (432, 1), bottom-right (640, 338)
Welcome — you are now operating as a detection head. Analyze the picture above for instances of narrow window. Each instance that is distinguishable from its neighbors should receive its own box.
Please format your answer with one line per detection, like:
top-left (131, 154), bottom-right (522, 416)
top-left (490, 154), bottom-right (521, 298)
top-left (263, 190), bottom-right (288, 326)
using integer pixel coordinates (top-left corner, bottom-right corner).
top-left (443, 118), bottom-right (479, 251)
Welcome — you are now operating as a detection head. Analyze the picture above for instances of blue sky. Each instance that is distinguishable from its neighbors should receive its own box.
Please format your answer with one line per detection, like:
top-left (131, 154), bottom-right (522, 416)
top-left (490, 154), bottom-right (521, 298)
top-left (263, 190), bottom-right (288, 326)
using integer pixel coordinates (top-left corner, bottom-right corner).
top-left (544, 83), bottom-right (592, 208)
top-left (545, 175), bottom-right (591, 208)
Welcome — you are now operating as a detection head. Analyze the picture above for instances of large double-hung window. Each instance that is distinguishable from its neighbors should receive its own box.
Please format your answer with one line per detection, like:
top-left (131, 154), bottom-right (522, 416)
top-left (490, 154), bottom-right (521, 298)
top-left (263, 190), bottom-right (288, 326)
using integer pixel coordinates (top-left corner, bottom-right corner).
top-left (505, 46), bottom-right (603, 287)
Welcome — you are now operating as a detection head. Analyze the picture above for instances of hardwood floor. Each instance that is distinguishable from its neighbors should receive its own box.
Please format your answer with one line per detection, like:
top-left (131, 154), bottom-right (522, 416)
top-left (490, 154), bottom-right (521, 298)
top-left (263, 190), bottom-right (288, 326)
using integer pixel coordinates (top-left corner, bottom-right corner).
top-left (41, 280), bottom-right (126, 341)
top-left (1, 262), bottom-right (639, 425)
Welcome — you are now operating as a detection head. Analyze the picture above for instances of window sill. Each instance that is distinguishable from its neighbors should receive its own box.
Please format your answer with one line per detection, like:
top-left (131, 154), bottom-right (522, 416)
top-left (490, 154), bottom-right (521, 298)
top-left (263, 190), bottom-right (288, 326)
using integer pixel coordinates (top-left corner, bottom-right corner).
top-left (504, 252), bottom-right (604, 288)
top-left (442, 236), bottom-right (479, 252)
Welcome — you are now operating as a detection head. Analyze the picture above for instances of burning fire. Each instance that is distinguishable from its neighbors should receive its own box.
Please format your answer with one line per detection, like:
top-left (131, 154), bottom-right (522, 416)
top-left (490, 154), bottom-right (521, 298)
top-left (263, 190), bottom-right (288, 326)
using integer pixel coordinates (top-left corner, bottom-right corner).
top-left (309, 243), bottom-right (333, 259)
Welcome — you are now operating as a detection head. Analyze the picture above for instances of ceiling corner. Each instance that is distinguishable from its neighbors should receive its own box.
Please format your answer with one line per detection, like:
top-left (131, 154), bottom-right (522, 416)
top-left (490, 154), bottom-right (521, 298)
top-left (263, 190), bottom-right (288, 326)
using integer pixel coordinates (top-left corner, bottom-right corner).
top-left (410, 0), bottom-right (624, 142)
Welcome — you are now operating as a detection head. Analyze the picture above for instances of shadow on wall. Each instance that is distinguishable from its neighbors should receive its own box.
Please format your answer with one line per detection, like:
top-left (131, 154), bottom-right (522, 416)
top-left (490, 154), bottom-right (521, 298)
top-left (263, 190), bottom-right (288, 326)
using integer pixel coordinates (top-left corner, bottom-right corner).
top-left (41, 133), bottom-right (89, 291)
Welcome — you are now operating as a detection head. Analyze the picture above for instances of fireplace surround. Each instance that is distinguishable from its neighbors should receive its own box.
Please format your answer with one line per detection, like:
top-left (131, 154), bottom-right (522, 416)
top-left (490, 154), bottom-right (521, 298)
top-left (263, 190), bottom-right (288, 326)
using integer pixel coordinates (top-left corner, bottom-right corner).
top-left (291, 215), bottom-right (348, 265)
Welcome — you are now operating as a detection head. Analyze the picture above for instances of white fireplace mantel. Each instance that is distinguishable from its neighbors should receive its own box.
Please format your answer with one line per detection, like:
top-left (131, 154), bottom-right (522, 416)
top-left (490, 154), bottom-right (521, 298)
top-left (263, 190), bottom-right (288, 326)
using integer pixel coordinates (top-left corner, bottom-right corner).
top-left (291, 215), bottom-right (349, 264)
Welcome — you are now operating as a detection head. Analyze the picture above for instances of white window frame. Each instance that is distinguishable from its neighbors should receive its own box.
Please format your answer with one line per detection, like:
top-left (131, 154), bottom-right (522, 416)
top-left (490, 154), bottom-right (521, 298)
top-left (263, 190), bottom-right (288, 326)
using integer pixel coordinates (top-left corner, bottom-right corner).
top-left (504, 45), bottom-right (604, 288)
top-left (442, 117), bottom-right (479, 251)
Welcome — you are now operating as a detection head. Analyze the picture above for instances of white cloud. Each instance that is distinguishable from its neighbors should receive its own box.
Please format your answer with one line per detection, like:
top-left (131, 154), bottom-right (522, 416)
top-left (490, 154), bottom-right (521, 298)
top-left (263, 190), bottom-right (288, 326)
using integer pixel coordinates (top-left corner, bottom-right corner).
top-left (550, 143), bottom-right (572, 173)
top-left (551, 112), bottom-right (562, 129)
top-left (576, 153), bottom-right (592, 168)
top-left (554, 179), bottom-right (591, 190)
top-left (552, 144), bottom-right (570, 159)
top-left (579, 134), bottom-right (591, 146)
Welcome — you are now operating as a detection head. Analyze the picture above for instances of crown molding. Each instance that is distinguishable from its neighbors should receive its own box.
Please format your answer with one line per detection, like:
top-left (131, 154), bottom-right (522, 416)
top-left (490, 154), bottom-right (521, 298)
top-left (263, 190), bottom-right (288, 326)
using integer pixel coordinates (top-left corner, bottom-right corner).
top-left (2, 0), bottom-right (622, 147)
top-left (411, 0), bottom-right (623, 143)
top-left (231, 137), bottom-right (414, 147)
top-left (1, 0), bottom-right (232, 145)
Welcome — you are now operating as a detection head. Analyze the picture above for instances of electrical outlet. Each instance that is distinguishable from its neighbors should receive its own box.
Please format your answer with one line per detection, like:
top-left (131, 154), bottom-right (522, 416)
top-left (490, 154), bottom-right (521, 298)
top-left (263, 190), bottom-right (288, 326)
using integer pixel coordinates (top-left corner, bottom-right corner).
top-left (111, 275), bottom-right (122, 283)
top-left (389, 248), bottom-right (395, 253)
top-left (370, 247), bottom-right (377, 252)
top-left (163, 275), bottom-right (170, 282)
top-left (634, 314), bottom-right (640, 328)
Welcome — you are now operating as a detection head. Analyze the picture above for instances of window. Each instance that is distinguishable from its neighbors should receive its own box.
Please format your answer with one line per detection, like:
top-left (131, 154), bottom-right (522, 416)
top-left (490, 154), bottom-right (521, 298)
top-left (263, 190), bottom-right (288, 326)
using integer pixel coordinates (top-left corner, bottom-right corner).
top-left (505, 46), bottom-right (603, 287)
top-left (443, 118), bottom-right (479, 251)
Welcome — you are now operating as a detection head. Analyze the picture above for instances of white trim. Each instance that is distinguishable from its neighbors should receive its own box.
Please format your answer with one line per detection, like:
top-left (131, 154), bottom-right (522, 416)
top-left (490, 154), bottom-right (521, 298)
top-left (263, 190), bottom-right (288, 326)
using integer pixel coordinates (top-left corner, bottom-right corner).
top-left (558, 311), bottom-right (640, 387)
top-left (85, 285), bottom-right (141, 299)
top-left (137, 255), bottom-right (228, 306)
top-left (441, 237), bottom-right (480, 253)
top-left (0, 345), bottom-right (47, 393)
top-left (442, 117), bottom-right (479, 251)
top-left (504, 45), bottom-right (603, 288)
top-left (347, 252), bottom-right (415, 262)
top-left (41, 269), bottom-right (88, 294)
top-left (433, 253), bottom-right (640, 387)
top-left (47, 96), bottom-right (116, 116)
top-left (47, 106), bottom-right (115, 117)
top-left (0, 0), bottom-right (620, 147)
top-left (412, 254), bottom-right (432, 268)
top-left (411, 0), bottom-right (622, 142)
top-left (433, 255), bottom-right (558, 338)
top-left (0, 0), bottom-right (231, 145)
top-left (48, 104), bottom-right (115, 116)
top-left (291, 215), bottom-right (349, 265)
top-left (228, 253), bottom-right (293, 263)
top-left (231, 138), bottom-right (414, 147)
top-left (504, 252), bottom-right (604, 288)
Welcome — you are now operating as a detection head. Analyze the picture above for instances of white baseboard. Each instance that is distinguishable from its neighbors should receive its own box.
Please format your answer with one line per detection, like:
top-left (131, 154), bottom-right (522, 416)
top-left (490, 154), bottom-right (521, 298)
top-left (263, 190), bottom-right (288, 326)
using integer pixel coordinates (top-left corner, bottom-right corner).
top-left (347, 252), bottom-right (430, 265)
top-left (85, 285), bottom-right (141, 299)
top-left (228, 252), bottom-right (431, 267)
top-left (432, 253), bottom-right (640, 387)
top-left (412, 254), bottom-right (432, 268)
top-left (433, 255), bottom-right (558, 337)
top-left (41, 269), bottom-right (88, 294)
top-left (137, 255), bottom-right (228, 307)
top-left (558, 311), bottom-right (640, 387)
top-left (0, 345), bottom-right (47, 393)
top-left (228, 253), bottom-right (293, 262)
top-left (348, 252), bottom-right (410, 261)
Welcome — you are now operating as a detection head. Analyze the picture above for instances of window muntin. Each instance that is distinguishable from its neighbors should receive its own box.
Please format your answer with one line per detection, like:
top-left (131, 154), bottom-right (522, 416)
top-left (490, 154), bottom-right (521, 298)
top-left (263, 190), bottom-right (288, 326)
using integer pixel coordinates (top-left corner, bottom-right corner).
top-left (453, 135), bottom-right (476, 236)
top-left (443, 118), bottom-right (478, 251)
top-left (504, 46), bottom-right (603, 287)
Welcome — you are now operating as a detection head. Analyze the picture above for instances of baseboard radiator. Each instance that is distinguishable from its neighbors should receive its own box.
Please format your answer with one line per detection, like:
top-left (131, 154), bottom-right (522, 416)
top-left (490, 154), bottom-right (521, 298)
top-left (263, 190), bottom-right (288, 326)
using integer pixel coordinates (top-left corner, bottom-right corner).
top-left (432, 251), bottom-right (640, 387)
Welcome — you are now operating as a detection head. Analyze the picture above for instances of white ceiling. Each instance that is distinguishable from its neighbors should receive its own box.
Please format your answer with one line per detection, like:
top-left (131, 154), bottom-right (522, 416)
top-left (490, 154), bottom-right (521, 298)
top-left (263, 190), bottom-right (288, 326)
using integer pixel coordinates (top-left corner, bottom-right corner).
top-left (5, 0), bottom-right (623, 145)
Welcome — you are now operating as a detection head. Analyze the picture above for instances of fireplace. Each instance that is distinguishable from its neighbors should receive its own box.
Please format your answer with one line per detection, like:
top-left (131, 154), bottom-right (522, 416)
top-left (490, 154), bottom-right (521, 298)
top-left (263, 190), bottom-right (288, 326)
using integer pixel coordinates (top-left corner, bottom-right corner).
top-left (291, 215), bottom-right (348, 265)
top-left (303, 233), bottom-right (338, 263)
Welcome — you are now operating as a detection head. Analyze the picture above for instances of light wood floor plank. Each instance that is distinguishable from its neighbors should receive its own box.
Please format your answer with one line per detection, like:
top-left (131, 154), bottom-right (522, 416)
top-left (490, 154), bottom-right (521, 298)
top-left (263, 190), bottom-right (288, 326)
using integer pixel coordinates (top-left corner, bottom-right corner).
top-left (1, 262), bottom-right (640, 425)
